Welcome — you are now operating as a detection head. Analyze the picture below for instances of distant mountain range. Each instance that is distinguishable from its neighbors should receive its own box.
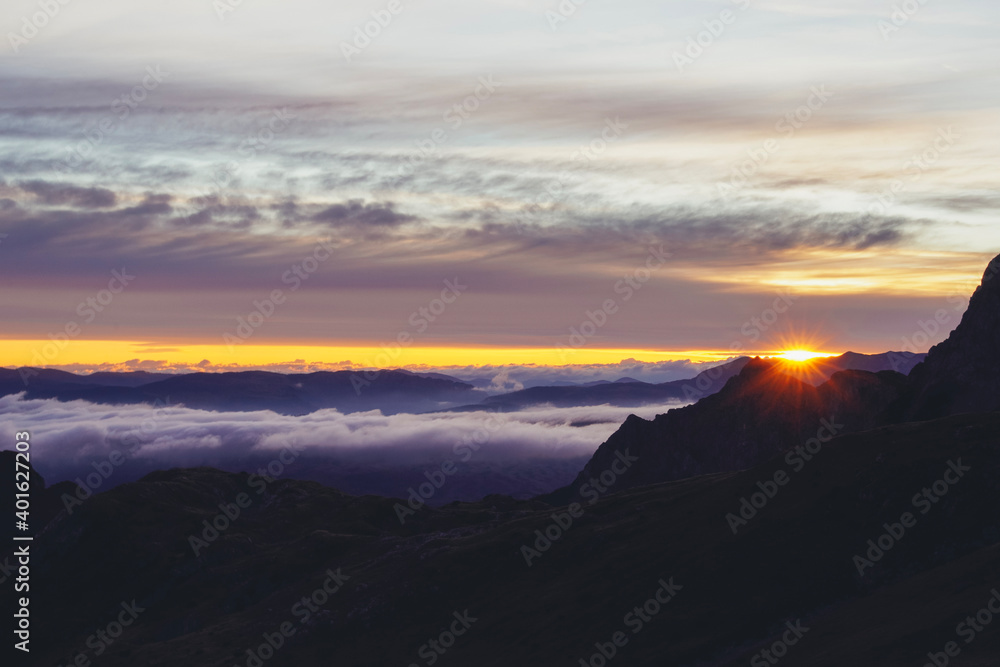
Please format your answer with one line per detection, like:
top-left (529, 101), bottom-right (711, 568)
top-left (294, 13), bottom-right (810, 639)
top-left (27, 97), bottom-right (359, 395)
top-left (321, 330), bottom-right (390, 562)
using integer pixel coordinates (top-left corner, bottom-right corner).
top-left (1, 351), bottom-right (925, 415)
top-left (0, 367), bottom-right (483, 415)
top-left (458, 351), bottom-right (925, 412)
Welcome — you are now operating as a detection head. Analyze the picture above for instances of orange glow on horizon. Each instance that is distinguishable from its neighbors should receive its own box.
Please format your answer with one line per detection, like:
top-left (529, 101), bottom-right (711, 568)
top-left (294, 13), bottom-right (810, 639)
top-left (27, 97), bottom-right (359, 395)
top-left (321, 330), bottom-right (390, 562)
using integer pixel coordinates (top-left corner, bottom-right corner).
top-left (774, 350), bottom-right (839, 363)
top-left (0, 339), bottom-right (756, 370)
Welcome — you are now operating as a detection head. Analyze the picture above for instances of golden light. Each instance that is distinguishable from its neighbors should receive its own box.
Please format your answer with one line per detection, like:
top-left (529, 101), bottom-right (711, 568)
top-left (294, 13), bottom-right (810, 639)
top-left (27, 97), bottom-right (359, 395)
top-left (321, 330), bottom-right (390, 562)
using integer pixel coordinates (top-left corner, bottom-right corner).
top-left (0, 340), bottom-right (732, 369)
top-left (766, 326), bottom-right (839, 365)
top-left (776, 350), bottom-right (838, 363)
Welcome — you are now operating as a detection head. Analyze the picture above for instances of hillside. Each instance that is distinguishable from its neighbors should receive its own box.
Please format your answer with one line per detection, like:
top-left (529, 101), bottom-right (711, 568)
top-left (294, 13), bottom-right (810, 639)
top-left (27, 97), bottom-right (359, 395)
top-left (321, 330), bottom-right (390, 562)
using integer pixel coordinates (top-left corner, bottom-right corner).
top-left (7, 411), bottom-right (999, 666)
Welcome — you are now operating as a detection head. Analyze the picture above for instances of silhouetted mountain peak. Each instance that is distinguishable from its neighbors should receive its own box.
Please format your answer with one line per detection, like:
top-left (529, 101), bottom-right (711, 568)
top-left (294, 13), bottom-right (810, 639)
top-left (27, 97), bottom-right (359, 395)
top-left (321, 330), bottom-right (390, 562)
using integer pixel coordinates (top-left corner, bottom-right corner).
top-left (727, 357), bottom-right (786, 383)
top-left (906, 252), bottom-right (1000, 419)
top-left (542, 355), bottom-right (906, 503)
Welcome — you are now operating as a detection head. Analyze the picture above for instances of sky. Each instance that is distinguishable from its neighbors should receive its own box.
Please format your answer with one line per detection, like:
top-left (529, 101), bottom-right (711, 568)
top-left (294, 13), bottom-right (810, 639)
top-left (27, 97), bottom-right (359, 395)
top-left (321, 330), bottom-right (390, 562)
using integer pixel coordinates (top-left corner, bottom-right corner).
top-left (2, 0), bottom-right (999, 376)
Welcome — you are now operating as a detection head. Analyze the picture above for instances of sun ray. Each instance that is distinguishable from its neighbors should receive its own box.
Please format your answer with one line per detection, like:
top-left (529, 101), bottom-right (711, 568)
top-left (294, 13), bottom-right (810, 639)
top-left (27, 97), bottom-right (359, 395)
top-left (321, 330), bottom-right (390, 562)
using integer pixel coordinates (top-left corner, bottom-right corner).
top-left (776, 350), bottom-right (839, 363)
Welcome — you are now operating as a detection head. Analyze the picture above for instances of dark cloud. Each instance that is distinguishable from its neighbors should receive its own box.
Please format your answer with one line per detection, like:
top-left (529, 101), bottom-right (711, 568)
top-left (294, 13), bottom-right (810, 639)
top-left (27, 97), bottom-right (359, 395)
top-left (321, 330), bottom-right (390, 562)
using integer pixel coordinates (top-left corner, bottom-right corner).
top-left (312, 200), bottom-right (417, 228)
top-left (918, 194), bottom-right (1000, 213)
top-left (459, 207), bottom-right (916, 259)
top-left (0, 180), bottom-right (923, 296)
top-left (19, 180), bottom-right (117, 208)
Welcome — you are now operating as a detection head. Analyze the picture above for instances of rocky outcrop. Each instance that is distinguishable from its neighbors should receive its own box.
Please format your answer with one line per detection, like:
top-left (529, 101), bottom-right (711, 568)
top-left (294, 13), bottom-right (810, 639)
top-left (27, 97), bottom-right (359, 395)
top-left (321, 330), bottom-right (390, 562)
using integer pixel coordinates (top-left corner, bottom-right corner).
top-left (543, 358), bottom-right (907, 502)
top-left (905, 253), bottom-right (1000, 419)
top-left (550, 253), bottom-right (1000, 499)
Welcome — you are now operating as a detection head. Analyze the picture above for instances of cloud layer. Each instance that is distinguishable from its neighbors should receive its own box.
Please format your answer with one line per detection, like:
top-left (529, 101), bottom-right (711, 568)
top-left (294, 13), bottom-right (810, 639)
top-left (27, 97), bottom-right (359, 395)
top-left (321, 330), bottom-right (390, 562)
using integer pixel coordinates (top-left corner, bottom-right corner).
top-left (0, 394), bottom-right (688, 492)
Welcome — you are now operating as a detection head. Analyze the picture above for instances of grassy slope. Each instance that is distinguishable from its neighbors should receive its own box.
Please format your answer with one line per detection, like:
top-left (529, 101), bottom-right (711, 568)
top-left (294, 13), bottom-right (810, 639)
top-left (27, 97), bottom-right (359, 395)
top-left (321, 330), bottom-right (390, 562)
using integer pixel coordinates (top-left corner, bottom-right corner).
top-left (26, 412), bottom-right (1000, 666)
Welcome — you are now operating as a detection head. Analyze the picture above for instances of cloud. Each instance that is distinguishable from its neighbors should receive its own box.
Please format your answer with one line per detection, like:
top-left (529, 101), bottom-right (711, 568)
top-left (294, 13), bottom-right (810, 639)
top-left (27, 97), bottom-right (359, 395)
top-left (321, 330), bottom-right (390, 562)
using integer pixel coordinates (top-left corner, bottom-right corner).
top-left (19, 180), bottom-right (117, 208)
top-left (440, 359), bottom-right (724, 388)
top-left (311, 200), bottom-right (417, 228)
top-left (486, 369), bottom-right (525, 393)
top-left (0, 180), bottom-right (921, 294)
top-left (0, 40), bottom-right (994, 356)
top-left (0, 394), bottom-right (688, 488)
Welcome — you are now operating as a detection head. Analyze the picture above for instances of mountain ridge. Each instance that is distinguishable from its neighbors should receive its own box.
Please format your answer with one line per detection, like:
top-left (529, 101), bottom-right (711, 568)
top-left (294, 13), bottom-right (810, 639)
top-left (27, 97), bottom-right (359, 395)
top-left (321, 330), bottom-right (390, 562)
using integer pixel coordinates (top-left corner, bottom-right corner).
top-left (549, 252), bottom-right (1000, 500)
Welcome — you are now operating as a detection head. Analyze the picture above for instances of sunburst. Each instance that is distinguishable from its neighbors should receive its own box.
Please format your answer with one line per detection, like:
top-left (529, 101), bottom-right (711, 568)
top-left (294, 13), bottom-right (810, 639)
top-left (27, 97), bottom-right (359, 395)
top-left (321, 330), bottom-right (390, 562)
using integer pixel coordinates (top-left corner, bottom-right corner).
top-left (777, 349), bottom-right (839, 363)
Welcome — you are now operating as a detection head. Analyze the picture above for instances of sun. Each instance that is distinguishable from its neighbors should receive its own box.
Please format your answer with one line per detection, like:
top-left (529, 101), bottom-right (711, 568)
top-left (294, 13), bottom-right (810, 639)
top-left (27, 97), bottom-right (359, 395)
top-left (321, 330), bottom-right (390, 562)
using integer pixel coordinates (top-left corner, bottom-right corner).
top-left (776, 350), bottom-right (838, 363)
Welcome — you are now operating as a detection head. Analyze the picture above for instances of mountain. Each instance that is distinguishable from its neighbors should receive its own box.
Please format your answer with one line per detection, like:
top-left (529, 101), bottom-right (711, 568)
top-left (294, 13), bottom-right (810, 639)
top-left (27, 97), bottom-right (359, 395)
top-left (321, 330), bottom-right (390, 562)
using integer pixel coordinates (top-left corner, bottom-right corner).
top-left (905, 254), bottom-right (1000, 419)
top-left (541, 358), bottom-right (908, 504)
top-left (813, 349), bottom-right (924, 375)
top-left (459, 357), bottom-right (753, 411)
top-left (73, 370), bottom-right (175, 386)
top-left (8, 411), bottom-right (1000, 666)
top-left (0, 351), bottom-right (924, 417)
top-left (549, 253), bottom-right (997, 500)
top-left (0, 367), bottom-right (104, 391)
top-left (1, 369), bottom-right (484, 415)
top-left (446, 352), bottom-right (923, 413)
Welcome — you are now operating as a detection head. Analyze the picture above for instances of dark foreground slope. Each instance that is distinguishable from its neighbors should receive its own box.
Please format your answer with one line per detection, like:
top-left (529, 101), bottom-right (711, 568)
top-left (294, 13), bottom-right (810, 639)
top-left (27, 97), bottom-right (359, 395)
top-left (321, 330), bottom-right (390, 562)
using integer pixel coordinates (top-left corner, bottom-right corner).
top-left (6, 410), bottom-right (1000, 666)
top-left (543, 359), bottom-right (908, 504)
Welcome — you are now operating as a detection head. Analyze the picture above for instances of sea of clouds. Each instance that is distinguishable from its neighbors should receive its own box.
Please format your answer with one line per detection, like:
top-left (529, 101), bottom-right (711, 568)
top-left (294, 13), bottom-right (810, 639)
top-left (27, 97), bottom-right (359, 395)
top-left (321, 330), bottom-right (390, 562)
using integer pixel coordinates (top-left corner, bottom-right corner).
top-left (0, 393), bottom-right (689, 501)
